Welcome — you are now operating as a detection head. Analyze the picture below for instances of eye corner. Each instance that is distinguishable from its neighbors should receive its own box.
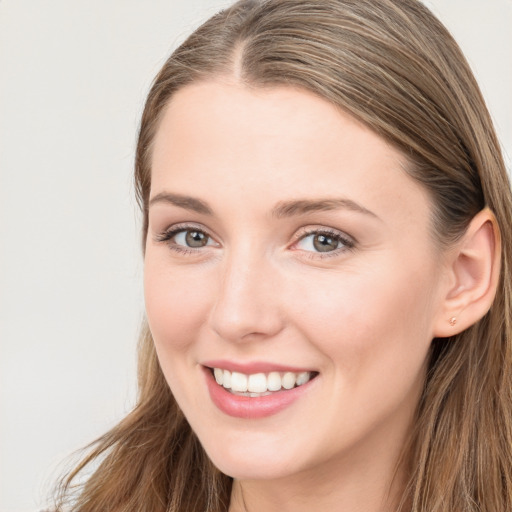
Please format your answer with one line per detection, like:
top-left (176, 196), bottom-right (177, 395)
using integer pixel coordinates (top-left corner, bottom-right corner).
top-left (291, 226), bottom-right (356, 258)
top-left (153, 222), bottom-right (220, 255)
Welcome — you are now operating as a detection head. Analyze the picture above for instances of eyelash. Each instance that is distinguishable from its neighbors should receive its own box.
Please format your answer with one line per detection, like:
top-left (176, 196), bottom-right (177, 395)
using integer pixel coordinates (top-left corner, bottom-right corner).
top-left (292, 228), bottom-right (355, 259)
top-left (154, 223), bottom-right (212, 256)
top-left (155, 224), bottom-right (356, 259)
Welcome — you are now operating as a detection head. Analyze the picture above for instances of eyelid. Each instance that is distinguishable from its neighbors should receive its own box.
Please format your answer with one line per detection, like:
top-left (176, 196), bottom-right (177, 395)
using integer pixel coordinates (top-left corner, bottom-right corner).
top-left (293, 225), bottom-right (355, 243)
top-left (154, 222), bottom-right (219, 250)
top-left (290, 226), bottom-right (356, 256)
top-left (153, 222), bottom-right (356, 258)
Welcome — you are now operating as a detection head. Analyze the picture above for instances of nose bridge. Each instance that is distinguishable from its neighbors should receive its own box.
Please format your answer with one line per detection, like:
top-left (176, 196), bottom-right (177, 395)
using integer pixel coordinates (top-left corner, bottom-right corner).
top-left (209, 243), bottom-right (283, 342)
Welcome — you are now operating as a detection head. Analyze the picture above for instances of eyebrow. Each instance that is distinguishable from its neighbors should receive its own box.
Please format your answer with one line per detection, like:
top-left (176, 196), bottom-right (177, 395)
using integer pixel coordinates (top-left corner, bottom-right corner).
top-left (148, 192), bottom-right (213, 215)
top-left (271, 198), bottom-right (378, 219)
top-left (148, 192), bottom-right (378, 220)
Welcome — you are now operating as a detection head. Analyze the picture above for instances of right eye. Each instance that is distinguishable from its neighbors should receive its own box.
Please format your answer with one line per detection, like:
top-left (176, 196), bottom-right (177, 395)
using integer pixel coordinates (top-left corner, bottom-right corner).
top-left (173, 229), bottom-right (212, 248)
top-left (155, 225), bottom-right (218, 253)
top-left (296, 232), bottom-right (347, 253)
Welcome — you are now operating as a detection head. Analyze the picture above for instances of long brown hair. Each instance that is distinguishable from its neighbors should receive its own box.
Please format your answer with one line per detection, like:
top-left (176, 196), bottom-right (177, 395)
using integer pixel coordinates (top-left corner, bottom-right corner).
top-left (54, 1), bottom-right (512, 510)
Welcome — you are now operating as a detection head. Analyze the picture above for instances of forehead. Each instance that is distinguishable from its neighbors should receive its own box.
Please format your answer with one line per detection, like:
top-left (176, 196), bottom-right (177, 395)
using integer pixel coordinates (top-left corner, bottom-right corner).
top-left (153, 81), bottom-right (398, 173)
top-left (150, 81), bottom-right (431, 230)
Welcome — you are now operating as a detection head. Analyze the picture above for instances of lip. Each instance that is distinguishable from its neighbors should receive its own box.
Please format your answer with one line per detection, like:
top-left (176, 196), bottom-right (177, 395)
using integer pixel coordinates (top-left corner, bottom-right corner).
top-left (202, 365), bottom-right (318, 419)
top-left (202, 359), bottom-right (315, 374)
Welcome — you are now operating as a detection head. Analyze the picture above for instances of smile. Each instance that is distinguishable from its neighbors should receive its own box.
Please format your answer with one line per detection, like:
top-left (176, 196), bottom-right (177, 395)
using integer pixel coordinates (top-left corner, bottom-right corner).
top-left (212, 368), bottom-right (315, 396)
top-left (203, 364), bottom-right (319, 419)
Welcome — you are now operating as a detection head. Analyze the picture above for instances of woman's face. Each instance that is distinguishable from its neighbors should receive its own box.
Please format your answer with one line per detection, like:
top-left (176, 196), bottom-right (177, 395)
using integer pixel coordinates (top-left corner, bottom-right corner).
top-left (144, 81), bottom-right (448, 481)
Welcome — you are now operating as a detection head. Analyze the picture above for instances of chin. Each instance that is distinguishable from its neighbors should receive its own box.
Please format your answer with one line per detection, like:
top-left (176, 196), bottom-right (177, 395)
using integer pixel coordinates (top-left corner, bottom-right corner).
top-left (196, 427), bottom-right (311, 481)
top-left (211, 454), bottom-right (299, 481)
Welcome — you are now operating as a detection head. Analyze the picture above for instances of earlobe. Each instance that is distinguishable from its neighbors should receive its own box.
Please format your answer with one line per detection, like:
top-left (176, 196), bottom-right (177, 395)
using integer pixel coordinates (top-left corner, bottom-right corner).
top-left (433, 208), bottom-right (501, 338)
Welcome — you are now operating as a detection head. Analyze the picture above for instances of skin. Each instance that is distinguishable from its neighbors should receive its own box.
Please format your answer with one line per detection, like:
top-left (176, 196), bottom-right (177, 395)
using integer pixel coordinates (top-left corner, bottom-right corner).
top-left (144, 80), bottom-right (452, 512)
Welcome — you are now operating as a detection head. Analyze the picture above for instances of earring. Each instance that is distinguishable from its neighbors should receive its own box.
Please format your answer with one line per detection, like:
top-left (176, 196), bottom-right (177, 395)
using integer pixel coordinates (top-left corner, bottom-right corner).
top-left (449, 317), bottom-right (457, 326)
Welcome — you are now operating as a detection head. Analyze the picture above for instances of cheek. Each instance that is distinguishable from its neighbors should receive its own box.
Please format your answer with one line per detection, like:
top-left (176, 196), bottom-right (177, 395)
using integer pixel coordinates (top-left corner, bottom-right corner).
top-left (291, 258), bottom-right (436, 380)
top-left (286, 261), bottom-right (435, 450)
top-left (144, 258), bottom-right (214, 353)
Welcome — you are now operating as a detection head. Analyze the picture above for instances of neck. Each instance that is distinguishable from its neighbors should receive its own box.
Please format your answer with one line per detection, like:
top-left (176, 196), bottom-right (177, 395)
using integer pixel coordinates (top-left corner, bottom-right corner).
top-left (229, 464), bottom-right (403, 512)
top-left (227, 414), bottom-right (413, 512)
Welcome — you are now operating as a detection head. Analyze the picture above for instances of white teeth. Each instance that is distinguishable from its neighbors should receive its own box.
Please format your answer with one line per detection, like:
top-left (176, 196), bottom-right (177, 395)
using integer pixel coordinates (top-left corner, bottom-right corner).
top-left (296, 371), bottom-right (309, 386)
top-left (267, 371), bottom-right (282, 391)
top-left (230, 372), bottom-right (248, 392)
top-left (215, 368), bottom-right (313, 394)
top-left (282, 372), bottom-right (296, 389)
top-left (248, 373), bottom-right (267, 393)
top-left (223, 369), bottom-right (231, 389)
top-left (214, 368), bottom-right (224, 385)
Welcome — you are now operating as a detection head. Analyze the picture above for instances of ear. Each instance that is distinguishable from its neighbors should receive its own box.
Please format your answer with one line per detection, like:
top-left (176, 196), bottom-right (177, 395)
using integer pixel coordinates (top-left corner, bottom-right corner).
top-left (433, 208), bottom-right (501, 338)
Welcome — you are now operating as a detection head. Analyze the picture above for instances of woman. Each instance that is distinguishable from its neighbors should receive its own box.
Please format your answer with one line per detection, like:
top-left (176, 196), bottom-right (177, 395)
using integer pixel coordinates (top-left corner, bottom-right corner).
top-left (54, 0), bottom-right (512, 511)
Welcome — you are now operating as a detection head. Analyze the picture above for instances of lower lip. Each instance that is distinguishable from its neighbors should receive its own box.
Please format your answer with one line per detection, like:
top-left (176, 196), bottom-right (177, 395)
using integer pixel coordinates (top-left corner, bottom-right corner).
top-left (203, 367), bottom-right (316, 419)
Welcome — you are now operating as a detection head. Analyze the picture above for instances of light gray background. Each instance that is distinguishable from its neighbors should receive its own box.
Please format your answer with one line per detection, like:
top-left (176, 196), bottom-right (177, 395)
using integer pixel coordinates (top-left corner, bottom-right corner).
top-left (1, 1), bottom-right (510, 511)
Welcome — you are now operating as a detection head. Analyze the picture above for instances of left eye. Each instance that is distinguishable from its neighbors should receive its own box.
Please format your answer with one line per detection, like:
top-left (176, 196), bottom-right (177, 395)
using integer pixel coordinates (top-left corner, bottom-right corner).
top-left (296, 232), bottom-right (348, 253)
top-left (173, 229), bottom-right (214, 248)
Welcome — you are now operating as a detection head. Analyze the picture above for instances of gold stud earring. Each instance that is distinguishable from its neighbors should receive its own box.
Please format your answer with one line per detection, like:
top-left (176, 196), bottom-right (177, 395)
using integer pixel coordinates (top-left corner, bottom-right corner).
top-left (449, 317), bottom-right (457, 326)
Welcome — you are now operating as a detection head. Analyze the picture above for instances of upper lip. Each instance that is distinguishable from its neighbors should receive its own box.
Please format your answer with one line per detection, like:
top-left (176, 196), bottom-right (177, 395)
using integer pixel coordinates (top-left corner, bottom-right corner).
top-left (201, 359), bottom-right (317, 374)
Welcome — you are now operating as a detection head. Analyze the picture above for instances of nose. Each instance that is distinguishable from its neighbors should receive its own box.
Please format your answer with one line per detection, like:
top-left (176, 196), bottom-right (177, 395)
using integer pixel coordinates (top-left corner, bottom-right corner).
top-left (208, 250), bottom-right (285, 343)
